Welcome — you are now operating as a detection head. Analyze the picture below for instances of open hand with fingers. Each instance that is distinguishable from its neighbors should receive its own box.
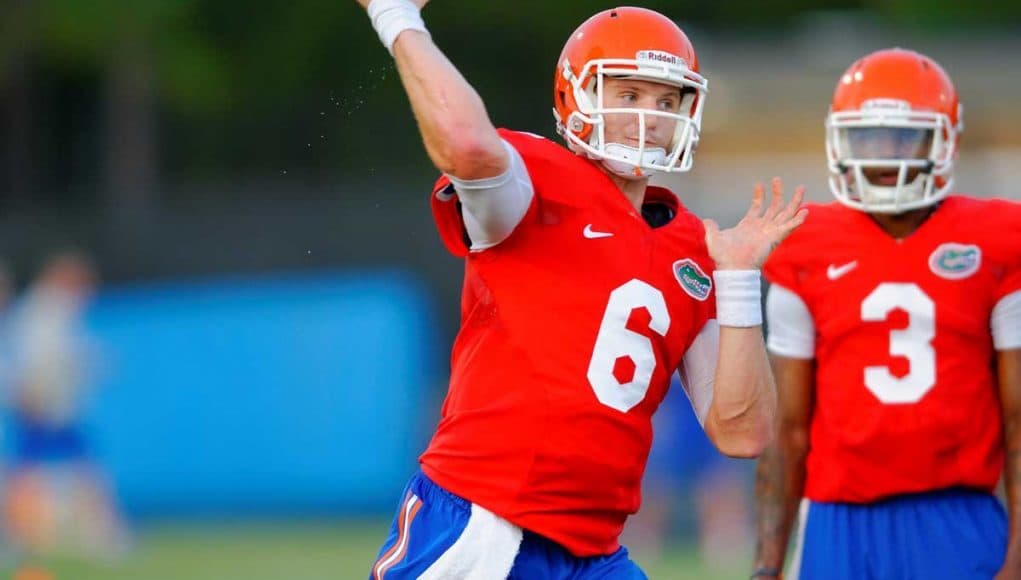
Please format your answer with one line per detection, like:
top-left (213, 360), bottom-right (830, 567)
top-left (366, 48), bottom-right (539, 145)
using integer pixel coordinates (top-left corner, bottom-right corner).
top-left (704, 177), bottom-right (808, 271)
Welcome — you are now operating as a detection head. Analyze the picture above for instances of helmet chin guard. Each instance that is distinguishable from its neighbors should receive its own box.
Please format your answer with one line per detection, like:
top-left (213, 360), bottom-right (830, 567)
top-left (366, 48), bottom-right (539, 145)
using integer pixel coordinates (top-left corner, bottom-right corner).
top-left (601, 143), bottom-right (669, 180)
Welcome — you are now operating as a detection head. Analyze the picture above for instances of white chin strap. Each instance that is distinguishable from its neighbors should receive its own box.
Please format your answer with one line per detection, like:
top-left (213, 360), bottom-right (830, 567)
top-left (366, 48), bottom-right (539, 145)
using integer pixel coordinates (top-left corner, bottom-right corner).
top-left (600, 143), bottom-right (668, 180)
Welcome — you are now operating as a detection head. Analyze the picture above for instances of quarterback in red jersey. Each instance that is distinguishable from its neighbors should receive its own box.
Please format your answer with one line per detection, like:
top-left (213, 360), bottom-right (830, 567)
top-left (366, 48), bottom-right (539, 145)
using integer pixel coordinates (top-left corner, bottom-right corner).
top-left (356, 2), bottom-right (806, 578)
top-left (753, 48), bottom-right (1021, 580)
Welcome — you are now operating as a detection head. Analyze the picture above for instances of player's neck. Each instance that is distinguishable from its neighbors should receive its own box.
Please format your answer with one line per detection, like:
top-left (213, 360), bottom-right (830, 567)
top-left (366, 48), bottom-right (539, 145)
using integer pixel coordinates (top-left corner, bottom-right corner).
top-left (867, 205), bottom-right (938, 240)
top-left (607, 173), bottom-right (649, 212)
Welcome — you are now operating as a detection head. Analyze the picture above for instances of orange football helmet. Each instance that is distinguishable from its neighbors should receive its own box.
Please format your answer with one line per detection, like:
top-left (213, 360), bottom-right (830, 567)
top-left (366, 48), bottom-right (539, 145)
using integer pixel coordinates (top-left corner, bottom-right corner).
top-left (826, 48), bottom-right (962, 213)
top-left (552, 7), bottom-right (707, 178)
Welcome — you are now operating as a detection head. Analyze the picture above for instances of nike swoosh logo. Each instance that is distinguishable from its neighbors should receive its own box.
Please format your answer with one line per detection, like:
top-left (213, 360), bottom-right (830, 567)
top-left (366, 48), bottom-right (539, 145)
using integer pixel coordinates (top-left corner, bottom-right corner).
top-left (826, 260), bottom-right (858, 280)
top-left (583, 224), bottom-right (614, 239)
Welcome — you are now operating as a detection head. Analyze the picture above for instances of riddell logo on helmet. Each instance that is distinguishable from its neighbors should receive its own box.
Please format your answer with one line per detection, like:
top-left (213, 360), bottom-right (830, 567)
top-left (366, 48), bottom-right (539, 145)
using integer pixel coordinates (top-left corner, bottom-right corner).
top-left (636, 51), bottom-right (687, 68)
top-left (860, 99), bottom-right (912, 111)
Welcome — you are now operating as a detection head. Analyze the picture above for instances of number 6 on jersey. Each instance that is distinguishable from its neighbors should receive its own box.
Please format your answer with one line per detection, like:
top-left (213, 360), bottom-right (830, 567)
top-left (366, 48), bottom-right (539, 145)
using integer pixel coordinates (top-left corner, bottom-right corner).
top-left (587, 279), bottom-right (671, 412)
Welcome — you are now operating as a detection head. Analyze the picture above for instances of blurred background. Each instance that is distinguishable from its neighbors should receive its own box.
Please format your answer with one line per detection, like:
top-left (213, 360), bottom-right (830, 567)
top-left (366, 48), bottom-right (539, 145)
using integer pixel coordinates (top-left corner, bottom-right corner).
top-left (0, 0), bottom-right (1019, 578)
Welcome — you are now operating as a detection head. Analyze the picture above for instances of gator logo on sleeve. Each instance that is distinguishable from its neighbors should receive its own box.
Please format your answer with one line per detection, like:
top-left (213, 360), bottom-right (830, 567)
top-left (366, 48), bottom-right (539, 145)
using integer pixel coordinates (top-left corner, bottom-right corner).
top-left (673, 259), bottom-right (712, 301)
top-left (928, 243), bottom-right (982, 280)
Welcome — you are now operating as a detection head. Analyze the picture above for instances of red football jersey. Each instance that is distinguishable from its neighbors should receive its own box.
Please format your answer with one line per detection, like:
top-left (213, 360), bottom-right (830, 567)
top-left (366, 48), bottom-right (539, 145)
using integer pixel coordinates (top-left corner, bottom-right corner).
top-left (419, 129), bottom-right (716, 556)
top-left (765, 197), bottom-right (1021, 503)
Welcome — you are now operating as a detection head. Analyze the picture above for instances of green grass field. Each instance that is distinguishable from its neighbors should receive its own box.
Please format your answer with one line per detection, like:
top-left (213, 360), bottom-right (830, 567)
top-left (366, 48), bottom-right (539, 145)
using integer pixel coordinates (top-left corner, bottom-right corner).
top-left (13, 520), bottom-right (738, 580)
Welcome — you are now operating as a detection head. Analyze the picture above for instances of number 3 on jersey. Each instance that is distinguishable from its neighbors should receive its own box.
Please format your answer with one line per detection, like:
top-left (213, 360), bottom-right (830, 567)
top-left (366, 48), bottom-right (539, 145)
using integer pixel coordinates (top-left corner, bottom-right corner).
top-left (587, 279), bottom-right (670, 413)
top-left (861, 283), bottom-right (936, 404)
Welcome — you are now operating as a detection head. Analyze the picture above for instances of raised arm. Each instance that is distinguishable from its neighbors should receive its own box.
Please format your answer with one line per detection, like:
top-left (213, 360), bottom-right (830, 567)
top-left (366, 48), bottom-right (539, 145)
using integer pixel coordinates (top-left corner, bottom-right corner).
top-left (700, 178), bottom-right (807, 457)
top-left (357, 0), bottom-right (507, 180)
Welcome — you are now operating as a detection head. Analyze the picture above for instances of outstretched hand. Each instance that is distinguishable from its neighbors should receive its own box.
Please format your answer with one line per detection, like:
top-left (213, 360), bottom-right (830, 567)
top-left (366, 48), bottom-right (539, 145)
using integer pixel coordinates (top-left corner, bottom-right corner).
top-left (703, 177), bottom-right (807, 270)
top-left (356, 0), bottom-right (429, 9)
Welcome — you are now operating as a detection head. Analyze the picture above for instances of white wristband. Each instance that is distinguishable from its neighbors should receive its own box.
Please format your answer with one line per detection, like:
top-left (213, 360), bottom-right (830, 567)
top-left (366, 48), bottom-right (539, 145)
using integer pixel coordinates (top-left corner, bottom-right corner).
top-left (367, 0), bottom-right (429, 55)
top-left (713, 270), bottom-right (762, 327)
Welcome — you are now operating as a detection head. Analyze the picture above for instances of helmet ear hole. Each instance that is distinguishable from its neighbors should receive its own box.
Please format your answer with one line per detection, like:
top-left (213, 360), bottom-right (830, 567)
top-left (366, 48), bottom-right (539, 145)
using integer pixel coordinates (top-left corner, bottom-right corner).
top-left (557, 90), bottom-right (567, 108)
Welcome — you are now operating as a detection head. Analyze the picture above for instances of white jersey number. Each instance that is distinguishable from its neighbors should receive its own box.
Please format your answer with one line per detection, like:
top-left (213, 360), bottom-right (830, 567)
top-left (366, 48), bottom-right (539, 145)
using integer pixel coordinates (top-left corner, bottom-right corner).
top-left (861, 283), bottom-right (936, 404)
top-left (587, 279), bottom-right (671, 413)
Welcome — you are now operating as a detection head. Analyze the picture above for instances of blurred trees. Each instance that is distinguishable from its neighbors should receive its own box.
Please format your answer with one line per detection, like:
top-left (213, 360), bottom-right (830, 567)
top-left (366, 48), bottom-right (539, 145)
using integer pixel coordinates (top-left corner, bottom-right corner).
top-left (1, 0), bottom-right (1019, 219)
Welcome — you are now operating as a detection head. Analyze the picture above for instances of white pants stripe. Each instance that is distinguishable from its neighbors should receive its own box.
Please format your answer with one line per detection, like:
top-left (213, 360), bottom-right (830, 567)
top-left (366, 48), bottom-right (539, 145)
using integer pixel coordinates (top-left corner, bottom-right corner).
top-left (373, 493), bottom-right (421, 579)
top-left (418, 503), bottom-right (523, 580)
top-left (786, 498), bottom-right (811, 580)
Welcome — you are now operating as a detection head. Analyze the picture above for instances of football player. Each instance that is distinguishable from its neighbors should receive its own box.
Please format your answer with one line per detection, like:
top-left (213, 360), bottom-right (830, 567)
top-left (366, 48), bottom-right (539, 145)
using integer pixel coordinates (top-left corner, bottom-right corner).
top-left (752, 48), bottom-right (1021, 579)
top-left (2, 252), bottom-right (126, 559)
top-left (357, 2), bottom-right (807, 578)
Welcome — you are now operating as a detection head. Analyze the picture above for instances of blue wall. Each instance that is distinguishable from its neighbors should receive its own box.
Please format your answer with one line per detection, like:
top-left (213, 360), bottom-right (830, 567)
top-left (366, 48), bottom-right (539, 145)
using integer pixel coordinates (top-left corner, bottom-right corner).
top-left (82, 270), bottom-right (441, 517)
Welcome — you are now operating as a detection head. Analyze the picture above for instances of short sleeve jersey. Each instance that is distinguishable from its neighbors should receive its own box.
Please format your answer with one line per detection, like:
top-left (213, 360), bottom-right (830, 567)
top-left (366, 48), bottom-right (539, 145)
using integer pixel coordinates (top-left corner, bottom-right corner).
top-left (764, 197), bottom-right (1021, 503)
top-left (419, 129), bottom-right (716, 556)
